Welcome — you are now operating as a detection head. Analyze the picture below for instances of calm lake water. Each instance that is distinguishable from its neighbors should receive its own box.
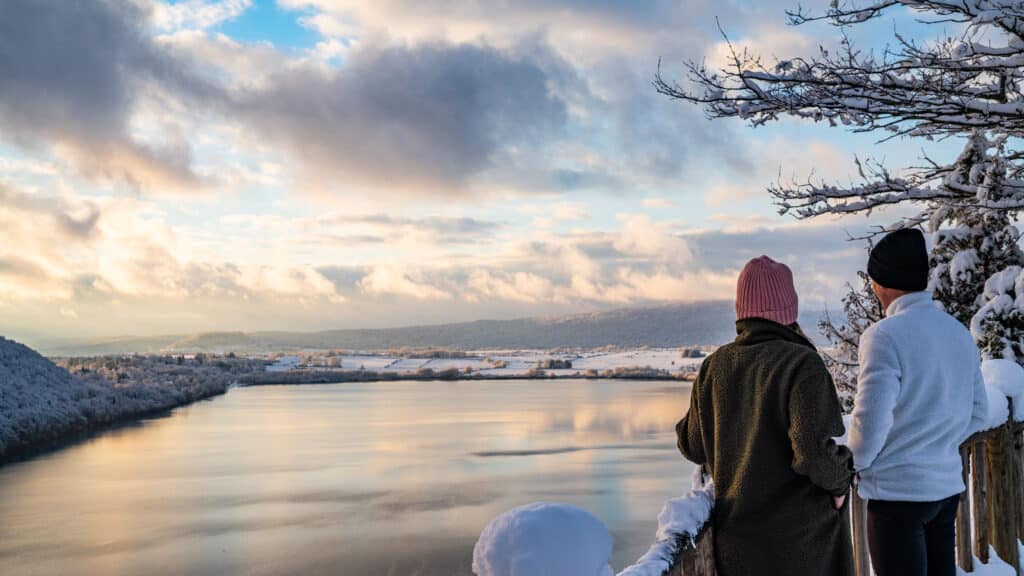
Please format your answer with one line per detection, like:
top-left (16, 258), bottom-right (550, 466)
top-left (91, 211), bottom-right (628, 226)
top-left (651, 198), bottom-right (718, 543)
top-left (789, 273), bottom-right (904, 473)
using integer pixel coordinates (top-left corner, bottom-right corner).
top-left (0, 379), bottom-right (695, 575)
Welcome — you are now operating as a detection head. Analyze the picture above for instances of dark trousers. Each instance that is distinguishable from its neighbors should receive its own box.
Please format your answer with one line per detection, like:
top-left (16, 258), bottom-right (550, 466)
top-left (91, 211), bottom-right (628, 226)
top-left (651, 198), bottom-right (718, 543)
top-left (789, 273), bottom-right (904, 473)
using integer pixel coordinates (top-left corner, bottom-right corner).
top-left (867, 494), bottom-right (960, 576)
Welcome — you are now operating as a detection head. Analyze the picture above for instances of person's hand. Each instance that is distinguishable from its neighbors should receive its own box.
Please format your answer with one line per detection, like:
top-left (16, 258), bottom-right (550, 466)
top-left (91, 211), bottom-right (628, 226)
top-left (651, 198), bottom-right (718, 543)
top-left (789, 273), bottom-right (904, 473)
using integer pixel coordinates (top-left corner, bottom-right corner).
top-left (833, 495), bottom-right (846, 510)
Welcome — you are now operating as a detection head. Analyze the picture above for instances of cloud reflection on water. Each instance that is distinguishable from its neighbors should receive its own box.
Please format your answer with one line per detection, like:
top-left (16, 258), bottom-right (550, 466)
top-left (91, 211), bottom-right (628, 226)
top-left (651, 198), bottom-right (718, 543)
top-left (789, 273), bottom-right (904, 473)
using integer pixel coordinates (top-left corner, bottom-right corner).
top-left (0, 379), bottom-right (694, 575)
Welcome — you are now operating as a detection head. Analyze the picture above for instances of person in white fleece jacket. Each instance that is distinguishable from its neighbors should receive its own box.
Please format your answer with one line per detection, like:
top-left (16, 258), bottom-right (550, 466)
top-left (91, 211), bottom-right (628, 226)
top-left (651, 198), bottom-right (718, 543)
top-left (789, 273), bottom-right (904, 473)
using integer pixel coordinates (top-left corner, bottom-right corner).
top-left (849, 228), bottom-right (988, 576)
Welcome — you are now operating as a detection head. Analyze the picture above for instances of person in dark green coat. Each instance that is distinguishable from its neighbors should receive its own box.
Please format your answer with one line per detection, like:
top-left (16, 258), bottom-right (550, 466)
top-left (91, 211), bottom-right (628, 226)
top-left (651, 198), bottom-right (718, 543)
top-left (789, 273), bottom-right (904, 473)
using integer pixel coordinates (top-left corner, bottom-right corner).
top-left (677, 256), bottom-right (855, 576)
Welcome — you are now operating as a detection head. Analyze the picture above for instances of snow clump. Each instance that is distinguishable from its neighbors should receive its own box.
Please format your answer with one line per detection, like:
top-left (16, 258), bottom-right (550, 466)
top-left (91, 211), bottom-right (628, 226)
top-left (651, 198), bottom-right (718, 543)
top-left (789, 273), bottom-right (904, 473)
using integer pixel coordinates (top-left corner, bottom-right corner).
top-left (472, 502), bottom-right (613, 576)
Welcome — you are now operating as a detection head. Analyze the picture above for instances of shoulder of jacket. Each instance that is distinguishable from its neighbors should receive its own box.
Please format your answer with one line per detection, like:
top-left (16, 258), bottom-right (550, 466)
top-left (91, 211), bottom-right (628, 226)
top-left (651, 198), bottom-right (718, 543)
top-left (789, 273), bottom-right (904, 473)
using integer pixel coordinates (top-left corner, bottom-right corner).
top-left (705, 342), bottom-right (735, 361)
top-left (861, 318), bottom-right (894, 343)
top-left (790, 342), bottom-right (826, 369)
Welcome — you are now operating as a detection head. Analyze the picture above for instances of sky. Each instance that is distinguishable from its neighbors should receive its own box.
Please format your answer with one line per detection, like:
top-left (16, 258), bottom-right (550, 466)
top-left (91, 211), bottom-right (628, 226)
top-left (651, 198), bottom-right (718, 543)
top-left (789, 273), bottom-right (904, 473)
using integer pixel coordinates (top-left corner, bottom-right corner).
top-left (0, 0), bottom-right (959, 343)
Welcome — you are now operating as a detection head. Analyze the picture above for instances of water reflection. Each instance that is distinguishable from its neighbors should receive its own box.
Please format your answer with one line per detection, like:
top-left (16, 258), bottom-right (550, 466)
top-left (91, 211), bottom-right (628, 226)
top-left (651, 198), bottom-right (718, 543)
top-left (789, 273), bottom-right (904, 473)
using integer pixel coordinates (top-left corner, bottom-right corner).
top-left (0, 379), bottom-right (694, 575)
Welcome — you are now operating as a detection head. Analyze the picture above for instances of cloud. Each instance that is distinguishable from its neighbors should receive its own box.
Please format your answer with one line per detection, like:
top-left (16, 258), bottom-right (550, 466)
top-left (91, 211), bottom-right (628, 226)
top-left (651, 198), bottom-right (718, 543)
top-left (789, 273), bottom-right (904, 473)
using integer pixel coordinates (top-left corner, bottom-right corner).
top-left (613, 213), bottom-right (692, 265)
top-left (0, 256), bottom-right (72, 301)
top-left (232, 39), bottom-right (569, 195)
top-left (153, 0), bottom-right (806, 199)
top-left (0, 180), bottom-right (344, 305)
top-left (0, 0), bottom-right (901, 342)
top-left (0, 0), bottom-right (819, 201)
top-left (152, 0), bottom-right (252, 32)
top-left (279, 0), bottom-right (798, 66)
top-left (519, 201), bottom-right (590, 228)
top-left (320, 214), bottom-right (502, 244)
top-left (0, 183), bottom-right (101, 239)
top-left (466, 270), bottom-right (556, 303)
top-left (234, 266), bottom-right (344, 303)
top-left (682, 221), bottom-right (871, 304)
top-left (358, 266), bottom-right (453, 300)
top-left (706, 21), bottom-right (816, 71)
top-left (642, 197), bottom-right (677, 208)
top-left (0, 0), bottom-right (221, 192)
top-left (221, 212), bottom-right (503, 248)
top-left (704, 139), bottom-right (853, 206)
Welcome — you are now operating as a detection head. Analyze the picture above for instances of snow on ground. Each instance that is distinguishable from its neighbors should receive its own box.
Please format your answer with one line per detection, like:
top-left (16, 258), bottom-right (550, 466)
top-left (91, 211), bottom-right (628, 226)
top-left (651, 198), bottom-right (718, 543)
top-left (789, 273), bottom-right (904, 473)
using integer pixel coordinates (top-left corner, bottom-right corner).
top-left (387, 358), bottom-right (431, 370)
top-left (266, 355), bottom-right (300, 372)
top-left (473, 502), bottom-right (613, 576)
top-left (958, 546), bottom-right (1018, 576)
top-left (263, 348), bottom-right (707, 379)
top-left (420, 358), bottom-right (491, 371)
top-left (336, 355), bottom-right (397, 370)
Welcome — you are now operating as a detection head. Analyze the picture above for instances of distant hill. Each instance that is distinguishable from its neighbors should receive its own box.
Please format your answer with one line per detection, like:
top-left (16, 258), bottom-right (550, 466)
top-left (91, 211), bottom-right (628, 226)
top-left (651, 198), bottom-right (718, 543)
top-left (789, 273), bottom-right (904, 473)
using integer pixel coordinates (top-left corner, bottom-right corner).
top-left (41, 302), bottom-right (827, 356)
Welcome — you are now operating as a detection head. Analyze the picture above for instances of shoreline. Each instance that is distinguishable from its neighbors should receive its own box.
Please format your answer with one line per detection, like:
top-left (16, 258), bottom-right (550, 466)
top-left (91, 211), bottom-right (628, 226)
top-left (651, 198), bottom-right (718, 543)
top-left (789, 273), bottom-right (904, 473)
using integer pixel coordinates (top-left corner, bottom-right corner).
top-left (0, 385), bottom-right (232, 467)
top-left (2, 371), bottom-right (694, 467)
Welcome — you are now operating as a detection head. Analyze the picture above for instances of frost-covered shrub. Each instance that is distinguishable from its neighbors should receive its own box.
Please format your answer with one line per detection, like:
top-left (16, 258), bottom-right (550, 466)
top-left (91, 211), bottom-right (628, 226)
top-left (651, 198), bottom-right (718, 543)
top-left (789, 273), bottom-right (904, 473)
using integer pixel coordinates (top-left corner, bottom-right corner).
top-left (818, 270), bottom-right (883, 412)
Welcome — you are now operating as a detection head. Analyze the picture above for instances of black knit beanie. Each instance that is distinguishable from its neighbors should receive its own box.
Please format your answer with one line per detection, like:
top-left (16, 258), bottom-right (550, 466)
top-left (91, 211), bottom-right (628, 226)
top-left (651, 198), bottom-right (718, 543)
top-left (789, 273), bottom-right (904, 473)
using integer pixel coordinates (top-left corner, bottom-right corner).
top-left (867, 228), bottom-right (929, 291)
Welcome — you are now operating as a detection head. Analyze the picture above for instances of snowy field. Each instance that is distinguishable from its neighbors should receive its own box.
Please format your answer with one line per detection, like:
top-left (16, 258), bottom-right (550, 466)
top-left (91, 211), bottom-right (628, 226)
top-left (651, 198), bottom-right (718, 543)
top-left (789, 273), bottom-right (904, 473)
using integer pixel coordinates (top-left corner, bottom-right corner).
top-left (265, 347), bottom-right (708, 377)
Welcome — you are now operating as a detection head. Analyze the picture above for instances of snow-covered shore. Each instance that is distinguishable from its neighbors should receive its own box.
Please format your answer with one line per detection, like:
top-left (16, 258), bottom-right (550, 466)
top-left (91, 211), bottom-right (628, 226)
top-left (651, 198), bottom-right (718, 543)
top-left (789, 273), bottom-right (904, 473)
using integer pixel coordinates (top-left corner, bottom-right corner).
top-left (0, 337), bottom-right (264, 463)
top-left (1, 340), bottom-right (704, 464)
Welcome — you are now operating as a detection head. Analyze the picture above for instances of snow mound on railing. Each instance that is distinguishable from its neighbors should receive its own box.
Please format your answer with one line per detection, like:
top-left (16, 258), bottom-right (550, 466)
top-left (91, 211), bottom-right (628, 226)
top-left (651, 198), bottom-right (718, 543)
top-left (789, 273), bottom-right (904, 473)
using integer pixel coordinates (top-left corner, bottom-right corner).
top-left (472, 502), bottom-right (613, 576)
top-left (980, 359), bottom-right (1024, 431)
top-left (617, 468), bottom-right (714, 576)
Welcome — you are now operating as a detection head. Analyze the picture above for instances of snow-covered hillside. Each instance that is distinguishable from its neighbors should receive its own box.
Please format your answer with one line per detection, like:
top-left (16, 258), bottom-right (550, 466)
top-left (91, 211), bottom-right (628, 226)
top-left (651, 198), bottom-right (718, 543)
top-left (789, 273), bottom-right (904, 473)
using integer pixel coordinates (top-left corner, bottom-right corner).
top-left (0, 337), bottom-right (263, 462)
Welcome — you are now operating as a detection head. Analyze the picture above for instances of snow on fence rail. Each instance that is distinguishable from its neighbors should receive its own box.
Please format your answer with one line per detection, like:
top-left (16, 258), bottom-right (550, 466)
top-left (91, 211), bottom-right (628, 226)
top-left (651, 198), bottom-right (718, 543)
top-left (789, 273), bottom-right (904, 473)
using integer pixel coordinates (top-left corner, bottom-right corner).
top-left (616, 468), bottom-right (714, 576)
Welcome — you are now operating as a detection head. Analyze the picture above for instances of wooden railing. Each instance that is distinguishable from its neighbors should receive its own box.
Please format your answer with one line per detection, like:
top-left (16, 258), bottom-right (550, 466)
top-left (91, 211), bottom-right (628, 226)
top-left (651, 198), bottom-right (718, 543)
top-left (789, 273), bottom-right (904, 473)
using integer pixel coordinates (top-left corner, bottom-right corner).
top-left (664, 525), bottom-right (714, 576)
top-left (663, 406), bottom-right (1024, 576)
top-left (882, 405), bottom-right (1024, 576)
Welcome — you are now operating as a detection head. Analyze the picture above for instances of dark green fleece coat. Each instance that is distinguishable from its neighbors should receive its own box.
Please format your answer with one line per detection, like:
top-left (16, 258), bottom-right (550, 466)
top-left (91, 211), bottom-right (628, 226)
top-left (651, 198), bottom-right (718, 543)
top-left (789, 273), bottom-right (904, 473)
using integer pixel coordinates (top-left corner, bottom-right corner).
top-left (677, 319), bottom-right (854, 576)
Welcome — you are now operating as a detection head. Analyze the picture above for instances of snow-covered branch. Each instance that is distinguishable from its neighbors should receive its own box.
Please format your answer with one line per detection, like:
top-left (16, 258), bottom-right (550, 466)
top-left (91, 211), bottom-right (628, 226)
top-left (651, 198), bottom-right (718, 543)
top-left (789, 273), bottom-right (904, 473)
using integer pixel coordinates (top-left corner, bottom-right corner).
top-left (657, 1), bottom-right (1024, 139)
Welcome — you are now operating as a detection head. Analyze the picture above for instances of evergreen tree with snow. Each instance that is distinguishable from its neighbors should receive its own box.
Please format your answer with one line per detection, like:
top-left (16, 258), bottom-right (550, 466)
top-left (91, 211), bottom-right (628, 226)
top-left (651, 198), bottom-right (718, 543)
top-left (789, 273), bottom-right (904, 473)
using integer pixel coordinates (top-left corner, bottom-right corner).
top-left (927, 132), bottom-right (1024, 327)
top-left (972, 266), bottom-right (1024, 360)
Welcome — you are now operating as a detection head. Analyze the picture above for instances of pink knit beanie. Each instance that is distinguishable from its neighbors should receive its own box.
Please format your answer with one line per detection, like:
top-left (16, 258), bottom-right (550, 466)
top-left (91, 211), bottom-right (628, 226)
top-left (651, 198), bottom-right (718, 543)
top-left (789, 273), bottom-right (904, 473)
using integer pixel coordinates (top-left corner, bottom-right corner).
top-left (736, 256), bottom-right (799, 325)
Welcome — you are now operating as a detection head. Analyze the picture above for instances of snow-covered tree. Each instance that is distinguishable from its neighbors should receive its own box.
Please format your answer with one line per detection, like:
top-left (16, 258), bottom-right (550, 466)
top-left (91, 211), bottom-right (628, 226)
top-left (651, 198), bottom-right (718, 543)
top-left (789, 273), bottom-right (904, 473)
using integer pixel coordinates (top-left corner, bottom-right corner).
top-left (928, 132), bottom-right (1024, 326)
top-left (658, 1), bottom-right (1024, 379)
top-left (656, 0), bottom-right (1024, 220)
top-left (659, 1), bottom-right (1024, 136)
top-left (972, 266), bottom-right (1024, 360)
top-left (818, 269), bottom-right (884, 411)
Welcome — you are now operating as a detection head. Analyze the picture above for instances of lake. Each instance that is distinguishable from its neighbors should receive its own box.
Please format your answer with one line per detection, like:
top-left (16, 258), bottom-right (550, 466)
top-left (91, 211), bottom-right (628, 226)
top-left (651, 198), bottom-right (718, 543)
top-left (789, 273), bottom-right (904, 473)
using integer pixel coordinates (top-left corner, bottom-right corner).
top-left (0, 379), bottom-right (695, 575)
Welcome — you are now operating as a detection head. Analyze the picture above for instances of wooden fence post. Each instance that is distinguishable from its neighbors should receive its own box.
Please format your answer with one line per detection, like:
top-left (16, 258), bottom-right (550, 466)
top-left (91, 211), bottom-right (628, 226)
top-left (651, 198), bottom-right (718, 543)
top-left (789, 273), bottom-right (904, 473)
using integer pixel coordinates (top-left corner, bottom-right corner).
top-left (851, 488), bottom-right (870, 576)
top-left (670, 525), bottom-right (716, 576)
top-left (1014, 422), bottom-right (1024, 544)
top-left (973, 440), bottom-right (990, 563)
top-left (985, 407), bottom-right (1020, 572)
top-left (957, 444), bottom-right (974, 572)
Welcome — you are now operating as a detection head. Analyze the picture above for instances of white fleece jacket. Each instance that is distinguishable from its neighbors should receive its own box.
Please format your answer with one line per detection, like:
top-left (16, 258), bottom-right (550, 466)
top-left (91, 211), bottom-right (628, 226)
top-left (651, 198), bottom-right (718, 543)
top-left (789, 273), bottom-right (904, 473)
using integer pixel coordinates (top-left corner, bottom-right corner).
top-left (849, 291), bottom-right (988, 502)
